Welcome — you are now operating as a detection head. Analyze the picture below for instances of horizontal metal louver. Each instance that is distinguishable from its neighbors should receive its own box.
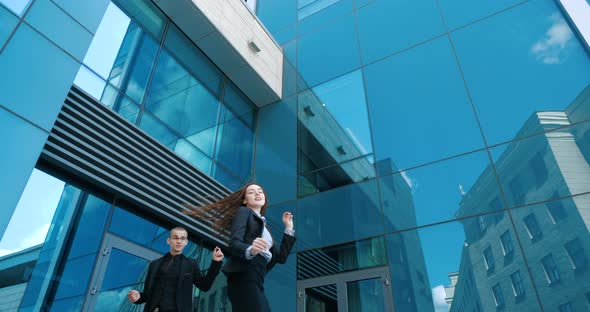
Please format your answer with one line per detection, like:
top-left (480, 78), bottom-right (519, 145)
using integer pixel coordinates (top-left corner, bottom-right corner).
top-left (40, 86), bottom-right (230, 246)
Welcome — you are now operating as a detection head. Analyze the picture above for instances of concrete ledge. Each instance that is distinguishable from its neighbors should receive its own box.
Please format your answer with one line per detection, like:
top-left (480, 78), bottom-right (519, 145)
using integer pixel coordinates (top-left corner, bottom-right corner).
top-left (154, 0), bottom-right (283, 106)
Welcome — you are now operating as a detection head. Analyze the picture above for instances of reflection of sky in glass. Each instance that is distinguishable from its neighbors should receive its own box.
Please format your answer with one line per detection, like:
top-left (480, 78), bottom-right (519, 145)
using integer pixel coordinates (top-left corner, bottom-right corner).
top-left (311, 69), bottom-right (372, 155)
top-left (0, 169), bottom-right (64, 256)
top-left (82, 2), bottom-right (130, 79)
top-left (417, 221), bottom-right (465, 302)
top-left (452, 0), bottom-right (590, 145)
top-left (0, 0), bottom-right (30, 15)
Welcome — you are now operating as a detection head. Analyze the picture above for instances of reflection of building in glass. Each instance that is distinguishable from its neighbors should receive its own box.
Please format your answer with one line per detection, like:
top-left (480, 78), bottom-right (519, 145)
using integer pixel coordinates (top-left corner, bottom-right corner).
top-left (0, 245), bottom-right (40, 311)
top-left (378, 158), bottom-right (435, 312)
top-left (295, 85), bottom-right (434, 311)
top-left (451, 86), bottom-right (590, 311)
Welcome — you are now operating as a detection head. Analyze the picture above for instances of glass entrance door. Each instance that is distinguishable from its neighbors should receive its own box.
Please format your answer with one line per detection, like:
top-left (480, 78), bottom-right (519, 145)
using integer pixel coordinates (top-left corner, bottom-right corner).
top-left (82, 234), bottom-right (162, 311)
top-left (297, 267), bottom-right (394, 312)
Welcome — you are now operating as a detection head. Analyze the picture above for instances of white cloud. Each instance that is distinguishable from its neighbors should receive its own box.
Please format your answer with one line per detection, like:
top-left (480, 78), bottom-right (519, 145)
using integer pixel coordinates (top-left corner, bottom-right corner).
top-left (21, 224), bottom-right (51, 248)
top-left (432, 285), bottom-right (450, 312)
top-left (0, 249), bottom-right (18, 257)
top-left (531, 13), bottom-right (574, 64)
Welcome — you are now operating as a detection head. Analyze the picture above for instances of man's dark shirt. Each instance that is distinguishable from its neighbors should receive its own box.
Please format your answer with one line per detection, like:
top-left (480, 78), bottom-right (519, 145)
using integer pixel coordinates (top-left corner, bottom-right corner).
top-left (153, 253), bottom-right (181, 310)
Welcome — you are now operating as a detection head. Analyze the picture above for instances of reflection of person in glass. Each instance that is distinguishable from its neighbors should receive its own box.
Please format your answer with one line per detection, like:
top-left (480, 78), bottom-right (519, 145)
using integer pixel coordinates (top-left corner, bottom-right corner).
top-left (184, 183), bottom-right (296, 312)
top-left (126, 227), bottom-right (224, 312)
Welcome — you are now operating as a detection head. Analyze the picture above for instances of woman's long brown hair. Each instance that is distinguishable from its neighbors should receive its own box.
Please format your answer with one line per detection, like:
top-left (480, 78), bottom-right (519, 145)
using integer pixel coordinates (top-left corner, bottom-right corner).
top-left (183, 183), bottom-right (269, 233)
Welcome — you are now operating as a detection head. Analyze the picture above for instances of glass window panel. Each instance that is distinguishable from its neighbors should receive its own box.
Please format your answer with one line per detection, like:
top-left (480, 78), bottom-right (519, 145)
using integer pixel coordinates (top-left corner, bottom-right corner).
top-left (184, 125), bottom-right (216, 159)
top-left (173, 139), bottom-right (213, 174)
top-left (82, 2), bottom-right (132, 80)
top-left (212, 163), bottom-right (243, 191)
top-left (0, 23), bottom-right (79, 131)
top-left (347, 278), bottom-right (385, 312)
top-left (67, 195), bottom-right (111, 259)
top-left (297, 14), bottom-right (360, 87)
top-left (385, 212), bottom-right (540, 312)
top-left (74, 66), bottom-right (141, 124)
top-left (297, 0), bottom-right (352, 36)
top-left (297, 179), bottom-right (383, 249)
top-left (297, 237), bottom-right (386, 279)
top-left (214, 113), bottom-right (255, 181)
top-left (298, 155), bottom-right (375, 198)
top-left (48, 295), bottom-right (84, 312)
top-left (94, 284), bottom-right (139, 312)
top-left (509, 194), bottom-right (590, 309)
top-left (256, 0), bottom-right (297, 36)
top-left (298, 0), bottom-right (345, 21)
top-left (138, 111), bottom-right (180, 149)
top-left (305, 284), bottom-right (338, 311)
top-left (264, 202), bottom-right (297, 243)
top-left (0, 169), bottom-right (64, 257)
top-left (74, 65), bottom-right (111, 100)
top-left (100, 248), bottom-right (150, 291)
top-left (113, 0), bottom-right (165, 40)
top-left (83, 2), bottom-right (160, 104)
top-left (157, 23), bottom-right (222, 96)
top-left (24, 0), bottom-right (94, 61)
top-left (298, 70), bottom-right (373, 172)
top-left (108, 207), bottom-right (162, 246)
top-left (451, 0), bottom-right (590, 145)
top-left (0, 5), bottom-right (18, 47)
top-left (379, 149), bottom-right (496, 232)
top-left (145, 49), bottom-right (221, 139)
top-left (222, 81), bottom-right (255, 126)
top-left (491, 120), bottom-right (590, 208)
top-left (0, 0), bottom-right (30, 15)
top-left (256, 96), bottom-right (298, 203)
top-left (365, 36), bottom-right (484, 173)
top-left (438, 0), bottom-right (523, 30)
top-left (52, 254), bottom-right (96, 299)
top-left (17, 184), bottom-right (82, 310)
top-left (356, 0), bottom-right (445, 65)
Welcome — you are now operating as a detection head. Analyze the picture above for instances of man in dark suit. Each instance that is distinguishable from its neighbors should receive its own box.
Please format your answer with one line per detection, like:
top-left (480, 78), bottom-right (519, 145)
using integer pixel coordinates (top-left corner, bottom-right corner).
top-left (127, 226), bottom-right (224, 312)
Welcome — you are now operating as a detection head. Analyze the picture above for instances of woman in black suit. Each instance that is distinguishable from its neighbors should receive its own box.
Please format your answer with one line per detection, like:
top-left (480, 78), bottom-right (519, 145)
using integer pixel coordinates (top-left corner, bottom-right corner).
top-left (184, 183), bottom-right (295, 312)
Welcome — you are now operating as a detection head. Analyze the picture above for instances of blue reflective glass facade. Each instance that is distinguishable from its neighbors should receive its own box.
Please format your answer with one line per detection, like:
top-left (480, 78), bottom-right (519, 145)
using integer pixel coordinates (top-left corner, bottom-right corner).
top-left (256, 0), bottom-right (590, 311)
top-left (1, 0), bottom-right (589, 311)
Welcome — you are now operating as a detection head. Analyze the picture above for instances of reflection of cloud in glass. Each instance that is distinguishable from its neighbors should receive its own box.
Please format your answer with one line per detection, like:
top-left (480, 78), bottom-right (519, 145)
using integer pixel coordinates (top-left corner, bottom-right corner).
top-left (0, 169), bottom-right (64, 255)
top-left (0, 223), bottom-right (50, 257)
top-left (431, 285), bottom-right (449, 312)
top-left (531, 13), bottom-right (574, 64)
top-left (401, 171), bottom-right (414, 189)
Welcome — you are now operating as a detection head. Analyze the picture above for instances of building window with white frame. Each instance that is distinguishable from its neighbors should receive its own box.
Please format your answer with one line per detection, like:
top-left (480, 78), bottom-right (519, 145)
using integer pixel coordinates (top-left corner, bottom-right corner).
top-left (541, 254), bottom-right (561, 284)
top-left (546, 192), bottom-right (567, 223)
top-left (523, 213), bottom-right (542, 240)
top-left (492, 284), bottom-right (504, 307)
top-left (483, 246), bottom-right (495, 271)
top-left (510, 270), bottom-right (526, 298)
top-left (500, 231), bottom-right (514, 256)
top-left (564, 238), bottom-right (587, 270)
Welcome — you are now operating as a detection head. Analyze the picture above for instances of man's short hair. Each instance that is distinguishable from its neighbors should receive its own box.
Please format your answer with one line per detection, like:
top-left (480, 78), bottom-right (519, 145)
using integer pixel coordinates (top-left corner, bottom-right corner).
top-left (169, 226), bottom-right (188, 236)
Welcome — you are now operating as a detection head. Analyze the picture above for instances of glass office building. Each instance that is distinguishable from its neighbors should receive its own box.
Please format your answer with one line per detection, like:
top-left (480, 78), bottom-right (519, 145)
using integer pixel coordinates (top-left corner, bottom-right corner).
top-left (1, 0), bottom-right (589, 311)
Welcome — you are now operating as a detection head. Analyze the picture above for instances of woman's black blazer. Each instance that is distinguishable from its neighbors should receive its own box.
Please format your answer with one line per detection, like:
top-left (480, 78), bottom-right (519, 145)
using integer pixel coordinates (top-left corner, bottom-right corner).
top-left (222, 206), bottom-right (295, 274)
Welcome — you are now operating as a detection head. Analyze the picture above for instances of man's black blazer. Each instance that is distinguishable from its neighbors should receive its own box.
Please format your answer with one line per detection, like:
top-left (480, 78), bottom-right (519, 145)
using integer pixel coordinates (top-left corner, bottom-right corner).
top-left (222, 206), bottom-right (296, 274)
top-left (134, 253), bottom-right (222, 312)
